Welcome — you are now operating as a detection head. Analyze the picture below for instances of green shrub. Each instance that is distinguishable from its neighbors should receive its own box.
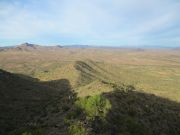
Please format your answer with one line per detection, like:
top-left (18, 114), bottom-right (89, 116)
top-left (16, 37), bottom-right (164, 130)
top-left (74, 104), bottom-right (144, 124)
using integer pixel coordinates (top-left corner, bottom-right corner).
top-left (66, 95), bottom-right (111, 135)
top-left (69, 121), bottom-right (87, 135)
top-left (75, 95), bottom-right (111, 119)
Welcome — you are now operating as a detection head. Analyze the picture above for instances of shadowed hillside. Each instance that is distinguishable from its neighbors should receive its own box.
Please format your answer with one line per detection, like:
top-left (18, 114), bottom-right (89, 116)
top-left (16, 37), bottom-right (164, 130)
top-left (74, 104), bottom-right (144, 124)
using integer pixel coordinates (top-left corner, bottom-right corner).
top-left (66, 86), bottom-right (180, 135)
top-left (1, 69), bottom-right (180, 135)
top-left (0, 69), bottom-right (76, 135)
top-left (101, 90), bottom-right (180, 135)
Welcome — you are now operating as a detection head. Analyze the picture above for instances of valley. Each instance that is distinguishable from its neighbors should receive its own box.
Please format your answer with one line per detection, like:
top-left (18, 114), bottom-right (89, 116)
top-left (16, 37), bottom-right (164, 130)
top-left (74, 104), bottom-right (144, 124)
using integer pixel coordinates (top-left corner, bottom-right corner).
top-left (0, 44), bottom-right (180, 135)
top-left (1, 44), bottom-right (180, 101)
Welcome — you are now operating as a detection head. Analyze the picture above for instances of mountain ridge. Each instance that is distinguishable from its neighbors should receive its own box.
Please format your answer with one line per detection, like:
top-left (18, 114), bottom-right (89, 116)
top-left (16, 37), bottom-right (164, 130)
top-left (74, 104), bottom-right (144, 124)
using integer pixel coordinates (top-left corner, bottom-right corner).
top-left (0, 42), bottom-right (62, 52)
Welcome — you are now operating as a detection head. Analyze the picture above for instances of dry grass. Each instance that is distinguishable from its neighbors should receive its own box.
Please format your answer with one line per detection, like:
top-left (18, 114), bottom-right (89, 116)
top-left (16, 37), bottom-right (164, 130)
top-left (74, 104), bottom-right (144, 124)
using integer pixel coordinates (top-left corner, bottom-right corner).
top-left (0, 48), bottom-right (180, 101)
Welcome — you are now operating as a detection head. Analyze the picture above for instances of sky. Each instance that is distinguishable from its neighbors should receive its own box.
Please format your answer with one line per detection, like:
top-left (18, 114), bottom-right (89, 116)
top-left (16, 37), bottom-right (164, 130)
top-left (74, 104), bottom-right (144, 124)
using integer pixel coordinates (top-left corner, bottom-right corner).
top-left (0, 0), bottom-right (180, 47)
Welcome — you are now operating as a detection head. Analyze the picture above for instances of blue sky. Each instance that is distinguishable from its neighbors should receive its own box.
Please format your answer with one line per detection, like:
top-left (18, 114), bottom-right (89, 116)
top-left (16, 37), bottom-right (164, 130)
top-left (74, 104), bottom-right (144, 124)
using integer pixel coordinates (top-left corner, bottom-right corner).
top-left (0, 0), bottom-right (180, 47)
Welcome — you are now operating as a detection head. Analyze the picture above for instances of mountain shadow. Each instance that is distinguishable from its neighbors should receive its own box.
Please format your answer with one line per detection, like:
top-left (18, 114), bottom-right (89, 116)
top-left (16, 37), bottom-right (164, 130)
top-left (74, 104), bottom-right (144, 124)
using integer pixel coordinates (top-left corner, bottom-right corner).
top-left (66, 84), bottom-right (180, 135)
top-left (89, 89), bottom-right (180, 135)
top-left (0, 69), bottom-right (76, 135)
top-left (41, 79), bottom-right (73, 91)
top-left (1, 69), bottom-right (180, 135)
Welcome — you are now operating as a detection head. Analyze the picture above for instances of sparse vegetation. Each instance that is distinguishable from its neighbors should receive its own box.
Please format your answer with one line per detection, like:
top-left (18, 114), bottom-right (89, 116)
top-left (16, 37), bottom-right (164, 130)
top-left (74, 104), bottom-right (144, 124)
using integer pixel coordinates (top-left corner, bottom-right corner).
top-left (75, 95), bottom-right (111, 119)
top-left (0, 47), bottom-right (180, 134)
top-left (66, 86), bottom-right (180, 135)
top-left (0, 48), bottom-right (180, 101)
top-left (68, 121), bottom-right (87, 135)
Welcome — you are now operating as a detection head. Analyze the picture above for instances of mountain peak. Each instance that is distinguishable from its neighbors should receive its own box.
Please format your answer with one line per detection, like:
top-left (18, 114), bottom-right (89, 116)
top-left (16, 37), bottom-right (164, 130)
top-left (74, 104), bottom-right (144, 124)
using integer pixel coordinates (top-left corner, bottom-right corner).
top-left (19, 42), bottom-right (38, 47)
top-left (16, 43), bottom-right (41, 51)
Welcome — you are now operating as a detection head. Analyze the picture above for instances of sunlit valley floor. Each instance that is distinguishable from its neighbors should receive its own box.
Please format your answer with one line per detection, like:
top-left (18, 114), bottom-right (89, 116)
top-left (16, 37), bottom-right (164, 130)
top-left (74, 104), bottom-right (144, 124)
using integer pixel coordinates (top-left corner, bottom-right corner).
top-left (0, 45), bottom-right (180, 135)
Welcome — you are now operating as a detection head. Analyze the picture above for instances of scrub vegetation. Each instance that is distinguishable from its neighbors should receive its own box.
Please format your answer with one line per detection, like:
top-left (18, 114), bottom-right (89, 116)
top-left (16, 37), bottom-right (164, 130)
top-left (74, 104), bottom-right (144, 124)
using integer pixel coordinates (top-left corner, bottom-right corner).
top-left (0, 45), bottom-right (180, 134)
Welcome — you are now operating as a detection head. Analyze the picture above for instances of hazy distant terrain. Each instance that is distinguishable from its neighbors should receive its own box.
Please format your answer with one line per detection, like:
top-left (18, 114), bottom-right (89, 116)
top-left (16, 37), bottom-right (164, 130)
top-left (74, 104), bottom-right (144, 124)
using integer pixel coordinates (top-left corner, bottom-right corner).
top-left (0, 43), bottom-right (180, 101)
top-left (0, 43), bottom-right (180, 135)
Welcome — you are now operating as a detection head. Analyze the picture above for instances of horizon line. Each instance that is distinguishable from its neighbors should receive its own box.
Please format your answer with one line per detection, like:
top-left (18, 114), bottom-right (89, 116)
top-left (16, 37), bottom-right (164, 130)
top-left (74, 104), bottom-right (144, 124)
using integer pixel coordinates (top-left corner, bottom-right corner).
top-left (0, 42), bottom-right (179, 48)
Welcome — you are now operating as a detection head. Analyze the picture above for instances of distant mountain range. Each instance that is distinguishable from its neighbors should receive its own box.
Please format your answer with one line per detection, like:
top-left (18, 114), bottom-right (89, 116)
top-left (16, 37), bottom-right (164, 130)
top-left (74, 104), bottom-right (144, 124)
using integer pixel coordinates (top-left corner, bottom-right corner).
top-left (0, 42), bottom-right (62, 52)
top-left (0, 43), bottom-right (180, 52)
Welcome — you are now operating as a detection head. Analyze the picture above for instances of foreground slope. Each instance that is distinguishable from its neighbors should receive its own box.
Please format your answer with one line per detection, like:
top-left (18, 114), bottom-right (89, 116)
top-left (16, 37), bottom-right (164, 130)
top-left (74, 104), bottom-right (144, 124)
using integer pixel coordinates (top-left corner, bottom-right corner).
top-left (0, 69), bottom-right (75, 135)
top-left (67, 86), bottom-right (180, 135)
top-left (1, 69), bottom-right (180, 135)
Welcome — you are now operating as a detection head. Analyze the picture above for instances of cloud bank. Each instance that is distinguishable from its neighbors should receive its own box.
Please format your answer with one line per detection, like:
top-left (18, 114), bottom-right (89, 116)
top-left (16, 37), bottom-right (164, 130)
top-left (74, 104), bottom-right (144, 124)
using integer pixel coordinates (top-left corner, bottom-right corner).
top-left (0, 0), bottom-right (180, 46)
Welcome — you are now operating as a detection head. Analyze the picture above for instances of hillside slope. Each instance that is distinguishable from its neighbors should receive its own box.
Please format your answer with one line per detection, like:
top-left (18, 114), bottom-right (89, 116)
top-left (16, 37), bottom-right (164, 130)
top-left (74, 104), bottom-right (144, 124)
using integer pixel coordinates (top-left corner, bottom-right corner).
top-left (0, 69), bottom-right (75, 135)
top-left (1, 69), bottom-right (180, 135)
top-left (67, 86), bottom-right (180, 135)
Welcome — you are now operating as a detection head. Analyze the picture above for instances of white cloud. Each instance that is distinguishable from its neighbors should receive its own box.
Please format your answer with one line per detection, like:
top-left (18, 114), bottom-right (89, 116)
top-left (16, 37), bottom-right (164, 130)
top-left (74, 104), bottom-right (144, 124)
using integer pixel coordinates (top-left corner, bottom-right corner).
top-left (0, 0), bottom-right (180, 46)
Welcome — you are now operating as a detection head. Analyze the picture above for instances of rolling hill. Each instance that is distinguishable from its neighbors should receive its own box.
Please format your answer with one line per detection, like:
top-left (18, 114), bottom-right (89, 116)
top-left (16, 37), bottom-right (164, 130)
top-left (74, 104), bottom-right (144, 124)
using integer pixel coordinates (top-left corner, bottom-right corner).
top-left (0, 45), bottom-right (180, 134)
